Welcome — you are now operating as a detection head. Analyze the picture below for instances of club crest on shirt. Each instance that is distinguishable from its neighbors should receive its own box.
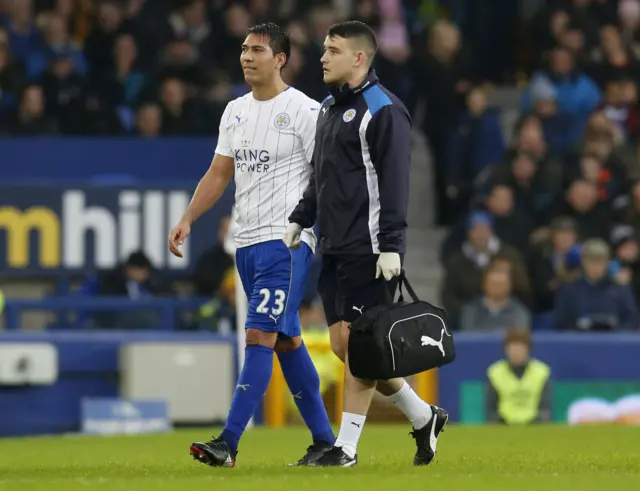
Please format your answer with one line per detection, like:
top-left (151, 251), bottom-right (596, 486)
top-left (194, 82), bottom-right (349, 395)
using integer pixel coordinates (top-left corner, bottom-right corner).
top-left (343, 109), bottom-right (356, 122)
top-left (274, 112), bottom-right (291, 130)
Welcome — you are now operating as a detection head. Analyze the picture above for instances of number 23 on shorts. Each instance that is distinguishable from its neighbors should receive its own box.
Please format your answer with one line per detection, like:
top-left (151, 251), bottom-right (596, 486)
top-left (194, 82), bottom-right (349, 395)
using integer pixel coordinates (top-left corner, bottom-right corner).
top-left (256, 288), bottom-right (286, 320)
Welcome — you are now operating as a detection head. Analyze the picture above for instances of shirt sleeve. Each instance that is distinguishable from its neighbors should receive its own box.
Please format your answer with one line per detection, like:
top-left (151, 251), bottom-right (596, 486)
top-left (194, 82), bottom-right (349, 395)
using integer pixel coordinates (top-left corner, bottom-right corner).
top-left (365, 104), bottom-right (411, 253)
top-left (288, 98), bottom-right (320, 228)
top-left (296, 99), bottom-right (320, 164)
top-left (214, 101), bottom-right (236, 158)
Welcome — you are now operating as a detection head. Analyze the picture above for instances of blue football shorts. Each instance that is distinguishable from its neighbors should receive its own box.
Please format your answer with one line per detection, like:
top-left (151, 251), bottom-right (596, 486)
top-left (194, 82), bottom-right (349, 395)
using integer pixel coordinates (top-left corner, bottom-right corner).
top-left (236, 239), bottom-right (313, 338)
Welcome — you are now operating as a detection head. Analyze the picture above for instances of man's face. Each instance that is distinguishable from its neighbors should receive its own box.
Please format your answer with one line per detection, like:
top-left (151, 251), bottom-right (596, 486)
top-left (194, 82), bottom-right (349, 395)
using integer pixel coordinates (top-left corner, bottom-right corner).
top-left (601, 26), bottom-right (622, 54)
top-left (240, 33), bottom-right (283, 85)
top-left (605, 82), bottom-right (625, 106)
top-left (551, 49), bottom-right (574, 77)
top-left (518, 122), bottom-right (545, 154)
top-left (553, 229), bottom-right (577, 252)
top-left (618, 241), bottom-right (639, 263)
top-left (183, 0), bottom-right (205, 27)
top-left (505, 341), bottom-right (529, 366)
top-left (137, 105), bottom-right (161, 137)
top-left (321, 35), bottom-right (359, 85)
top-left (22, 86), bottom-right (44, 116)
top-left (126, 265), bottom-right (150, 283)
top-left (582, 257), bottom-right (608, 280)
top-left (115, 34), bottom-right (137, 66)
top-left (51, 57), bottom-right (74, 78)
top-left (45, 14), bottom-right (67, 45)
top-left (10, 0), bottom-right (31, 23)
top-left (584, 136), bottom-right (613, 160)
top-left (535, 98), bottom-right (557, 117)
top-left (468, 223), bottom-right (491, 249)
top-left (568, 182), bottom-right (597, 212)
top-left (512, 155), bottom-right (536, 182)
top-left (467, 88), bottom-right (487, 114)
top-left (98, 1), bottom-right (121, 32)
top-left (484, 270), bottom-right (511, 299)
top-left (487, 187), bottom-right (513, 216)
top-left (161, 79), bottom-right (185, 110)
top-left (562, 28), bottom-right (584, 52)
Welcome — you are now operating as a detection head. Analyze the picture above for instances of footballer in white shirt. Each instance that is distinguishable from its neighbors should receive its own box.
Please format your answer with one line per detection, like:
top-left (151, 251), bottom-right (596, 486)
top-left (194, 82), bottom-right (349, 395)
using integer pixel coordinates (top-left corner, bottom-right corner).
top-left (168, 23), bottom-right (335, 468)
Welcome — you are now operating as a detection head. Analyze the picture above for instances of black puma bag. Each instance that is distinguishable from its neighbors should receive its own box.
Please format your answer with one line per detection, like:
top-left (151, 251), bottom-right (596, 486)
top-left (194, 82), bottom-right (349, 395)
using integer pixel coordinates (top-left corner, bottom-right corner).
top-left (347, 273), bottom-right (455, 380)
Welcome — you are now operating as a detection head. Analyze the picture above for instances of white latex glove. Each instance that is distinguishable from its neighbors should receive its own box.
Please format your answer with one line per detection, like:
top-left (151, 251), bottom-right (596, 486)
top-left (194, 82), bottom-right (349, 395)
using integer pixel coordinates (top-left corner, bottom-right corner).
top-left (283, 222), bottom-right (303, 248)
top-left (376, 252), bottom-right (401, 281)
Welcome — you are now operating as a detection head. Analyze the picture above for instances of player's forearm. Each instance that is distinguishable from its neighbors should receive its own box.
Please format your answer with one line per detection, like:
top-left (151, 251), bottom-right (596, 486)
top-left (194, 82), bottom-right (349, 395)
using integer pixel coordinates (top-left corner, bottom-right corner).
top-left (182, 160), bottom-right (233, 224)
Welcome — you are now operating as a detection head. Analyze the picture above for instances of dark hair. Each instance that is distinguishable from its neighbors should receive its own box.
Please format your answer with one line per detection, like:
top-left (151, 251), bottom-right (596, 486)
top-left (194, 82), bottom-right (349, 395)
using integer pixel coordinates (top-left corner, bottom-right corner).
top-left (503, 328), bottom-right (532, 349)
top-left (327, 20), bottom-right (378, 58)
top-left (246, 22), bottom-right (291, 68)
top-left (126, 251), bottom-right (152, 269)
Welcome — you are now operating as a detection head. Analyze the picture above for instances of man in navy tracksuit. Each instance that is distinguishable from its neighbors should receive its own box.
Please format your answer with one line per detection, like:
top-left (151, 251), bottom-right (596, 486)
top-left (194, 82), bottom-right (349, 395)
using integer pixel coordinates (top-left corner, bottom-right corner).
top-left (283, 21), bottom-right (448, 467)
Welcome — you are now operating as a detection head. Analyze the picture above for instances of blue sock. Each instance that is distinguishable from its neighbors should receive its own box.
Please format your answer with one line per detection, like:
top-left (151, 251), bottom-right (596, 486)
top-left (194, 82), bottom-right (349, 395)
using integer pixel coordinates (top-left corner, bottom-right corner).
top-left (221, 344), bottom-right (274, 454)
top-left (278, 342), bottom-right (335, 446)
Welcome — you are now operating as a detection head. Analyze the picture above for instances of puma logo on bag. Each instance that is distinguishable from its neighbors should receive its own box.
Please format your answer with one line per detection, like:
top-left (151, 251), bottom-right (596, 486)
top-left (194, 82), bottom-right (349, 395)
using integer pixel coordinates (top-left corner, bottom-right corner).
top-left (421, 328), bottom-right (446, 357)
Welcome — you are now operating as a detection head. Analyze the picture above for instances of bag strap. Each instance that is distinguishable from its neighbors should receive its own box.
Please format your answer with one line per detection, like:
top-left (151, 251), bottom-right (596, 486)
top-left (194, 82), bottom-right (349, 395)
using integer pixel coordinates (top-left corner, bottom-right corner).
top-left (383, 279), bottom-right (395, 305)
top-left (383, 270), bottom-right (420, 305)
top-left (399, 271), bottom-right (420, 303)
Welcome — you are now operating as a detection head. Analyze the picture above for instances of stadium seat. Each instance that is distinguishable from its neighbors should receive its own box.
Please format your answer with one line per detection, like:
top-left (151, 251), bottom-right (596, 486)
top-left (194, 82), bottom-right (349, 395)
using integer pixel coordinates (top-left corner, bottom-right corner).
top-left (532, 312), bottom-right (555, 331)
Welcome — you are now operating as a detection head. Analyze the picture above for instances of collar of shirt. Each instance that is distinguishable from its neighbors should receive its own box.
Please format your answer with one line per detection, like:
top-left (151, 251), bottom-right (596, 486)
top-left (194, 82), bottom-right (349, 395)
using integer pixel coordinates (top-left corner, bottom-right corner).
top-left (481, 297), bottom-right (513, 315)
top-left (328, 69), bottom-right (379, 103)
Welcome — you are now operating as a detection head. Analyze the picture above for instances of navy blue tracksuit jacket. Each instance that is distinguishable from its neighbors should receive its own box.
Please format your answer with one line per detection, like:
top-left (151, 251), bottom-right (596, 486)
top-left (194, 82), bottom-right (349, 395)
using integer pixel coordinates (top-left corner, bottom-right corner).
top-left (289, 70), bottom-right (411, 255)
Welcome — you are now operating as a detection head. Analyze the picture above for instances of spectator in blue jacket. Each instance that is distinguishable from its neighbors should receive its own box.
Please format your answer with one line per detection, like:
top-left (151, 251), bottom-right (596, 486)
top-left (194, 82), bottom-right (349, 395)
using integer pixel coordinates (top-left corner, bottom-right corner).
top-left (443, 85), bottom-right (505, 216)
top-left (527, 73), bottom-right (579, 154)
top-left (555, 239), bottom-right (638, 331)
top-left (1, 0), bottom-right (42, 63)
top-left (26, 12), bottom-right (87, 80)
top-left (522, 47), bottom-right (601, 146)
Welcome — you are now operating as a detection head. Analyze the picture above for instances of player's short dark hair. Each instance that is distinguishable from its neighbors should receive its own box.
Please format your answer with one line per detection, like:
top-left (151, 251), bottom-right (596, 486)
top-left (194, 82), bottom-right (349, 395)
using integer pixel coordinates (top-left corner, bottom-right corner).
top-left (327, 20), bottom-right (378, 63)
top-left (246, 22), bottom-right (291, 68)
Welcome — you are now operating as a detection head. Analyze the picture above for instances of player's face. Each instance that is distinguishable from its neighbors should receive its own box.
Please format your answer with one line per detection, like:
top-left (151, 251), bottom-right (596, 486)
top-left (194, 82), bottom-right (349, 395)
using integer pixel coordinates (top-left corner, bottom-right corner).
top-left (240, 33), bottom-right (283, 85)
top-left (321, 35), bottom-right (359, 85)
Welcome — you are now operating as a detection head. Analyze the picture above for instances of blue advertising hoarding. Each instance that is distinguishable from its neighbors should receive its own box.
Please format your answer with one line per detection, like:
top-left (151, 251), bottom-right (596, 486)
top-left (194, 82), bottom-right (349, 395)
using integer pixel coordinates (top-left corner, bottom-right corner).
top-left (0, 138), bottom-right (217, 181)
top-left (0, 183), bottom-right (234, 275)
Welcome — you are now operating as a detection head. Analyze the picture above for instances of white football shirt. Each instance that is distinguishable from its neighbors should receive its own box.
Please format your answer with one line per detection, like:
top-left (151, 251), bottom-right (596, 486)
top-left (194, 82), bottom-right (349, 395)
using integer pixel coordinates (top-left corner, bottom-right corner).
top-left (215, 87), bottom-right (319, 251)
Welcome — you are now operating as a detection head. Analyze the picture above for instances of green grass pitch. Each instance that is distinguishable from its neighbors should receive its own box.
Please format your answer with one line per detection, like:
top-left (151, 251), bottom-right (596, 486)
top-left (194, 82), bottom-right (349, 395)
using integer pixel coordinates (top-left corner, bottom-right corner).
top-left (0, 425), bottom-right (638, 491)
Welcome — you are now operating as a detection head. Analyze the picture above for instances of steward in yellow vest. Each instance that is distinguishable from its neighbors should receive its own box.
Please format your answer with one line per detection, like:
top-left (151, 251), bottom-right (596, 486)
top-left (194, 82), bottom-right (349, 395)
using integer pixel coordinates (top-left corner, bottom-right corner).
top-left (486, 329), bottom-right (552, 424)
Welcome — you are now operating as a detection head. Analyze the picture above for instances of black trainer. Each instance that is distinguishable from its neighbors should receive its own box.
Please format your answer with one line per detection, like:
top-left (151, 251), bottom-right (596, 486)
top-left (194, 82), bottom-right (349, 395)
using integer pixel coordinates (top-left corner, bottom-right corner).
top-left (288, 443), bottom-right (333, 466)
top-left (309, 446), bottom-right (357, 467)
top-left (190, 436), bottom-right (236, 467)
top-left (411, 405), bottom-right (449, 466)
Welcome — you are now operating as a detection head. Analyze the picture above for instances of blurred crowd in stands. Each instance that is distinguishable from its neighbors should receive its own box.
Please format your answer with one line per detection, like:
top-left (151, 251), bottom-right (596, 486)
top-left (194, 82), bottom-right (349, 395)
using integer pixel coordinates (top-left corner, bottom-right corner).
top-left (2, 0), bottom-right (640, 332)
top-left (440, 0), bottom-right (640, 333)
top-left (0, 0), bottom-right (429, 136)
